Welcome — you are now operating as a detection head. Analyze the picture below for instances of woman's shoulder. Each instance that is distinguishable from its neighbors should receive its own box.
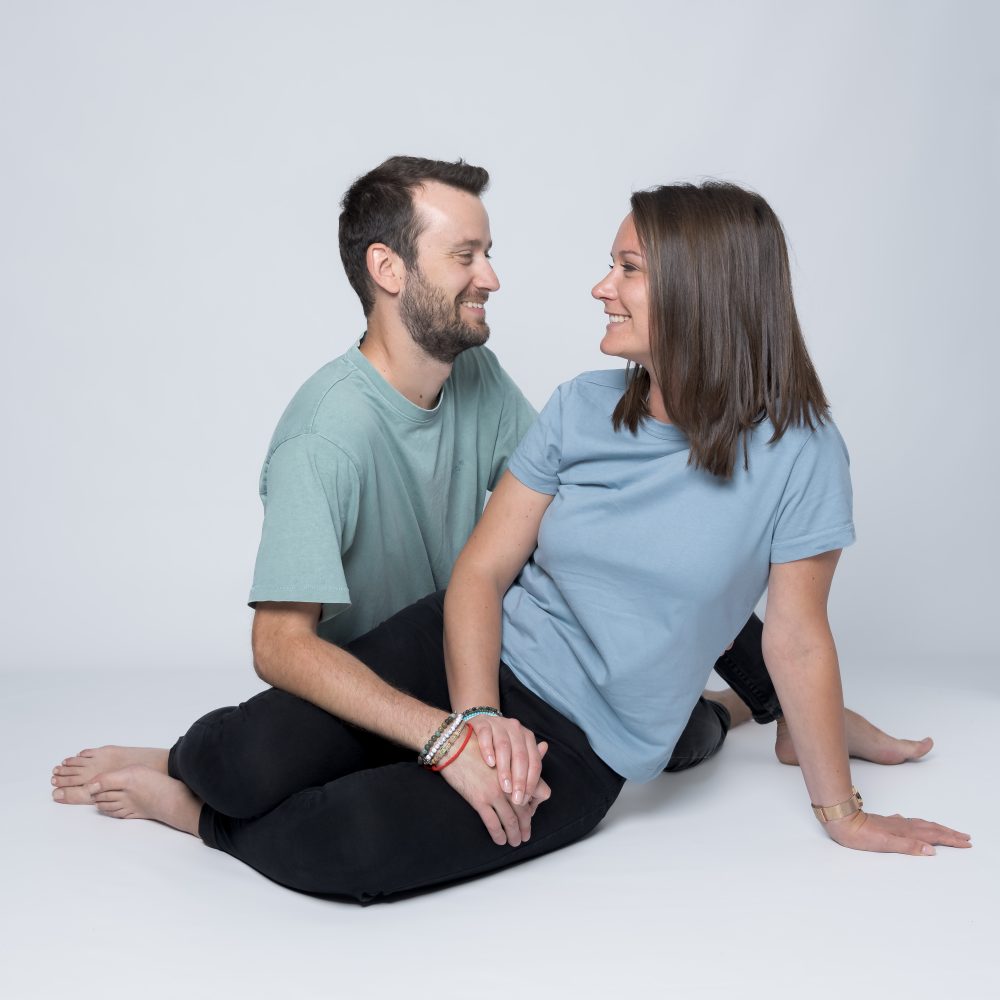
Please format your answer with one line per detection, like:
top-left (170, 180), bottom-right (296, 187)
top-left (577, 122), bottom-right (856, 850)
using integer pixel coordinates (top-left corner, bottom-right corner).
top-left (753, 410), bottom-right (850, 466)
top-left (549, 368), bottom-right (627, 404)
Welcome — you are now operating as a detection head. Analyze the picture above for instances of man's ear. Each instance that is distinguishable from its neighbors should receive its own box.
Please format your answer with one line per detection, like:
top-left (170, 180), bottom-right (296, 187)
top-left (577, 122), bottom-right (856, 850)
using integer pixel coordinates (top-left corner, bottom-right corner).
top-left (366, 243), bottom-right (405, 297)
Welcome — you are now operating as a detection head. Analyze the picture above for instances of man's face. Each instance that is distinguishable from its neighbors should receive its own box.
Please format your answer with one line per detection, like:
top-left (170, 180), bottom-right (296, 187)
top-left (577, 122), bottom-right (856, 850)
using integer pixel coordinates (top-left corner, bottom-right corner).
top-left (399, 182), bottom-right (500, 364)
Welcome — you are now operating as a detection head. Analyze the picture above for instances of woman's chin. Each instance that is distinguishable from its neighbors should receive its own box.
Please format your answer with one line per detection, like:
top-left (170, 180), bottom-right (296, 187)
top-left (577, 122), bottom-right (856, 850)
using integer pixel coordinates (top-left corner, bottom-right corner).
top-left (599, 334), bottom-right (623, 358)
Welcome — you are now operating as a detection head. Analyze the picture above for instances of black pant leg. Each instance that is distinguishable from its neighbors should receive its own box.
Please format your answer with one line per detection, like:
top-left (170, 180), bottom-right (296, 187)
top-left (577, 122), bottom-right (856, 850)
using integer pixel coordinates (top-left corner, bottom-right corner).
top-left (169, 591), bottom-right (453, 818)
top-left (712, 612), bottom-right (783, 724)
top-left (663, 697), bottom-right (730, 773)
top-left (201, 668), bottom-right (624, 903)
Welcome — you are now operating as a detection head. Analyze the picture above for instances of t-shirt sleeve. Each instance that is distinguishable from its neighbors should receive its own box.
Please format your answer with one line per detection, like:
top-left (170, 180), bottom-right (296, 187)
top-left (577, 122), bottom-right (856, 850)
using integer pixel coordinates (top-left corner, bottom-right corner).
top-left (487, 368), bottom-right (538, 491)
top-left (248, 433), bottom-right (361, 612)
top-left (770, 420), bottom-right (856, 564)
top-left (506, 386), bottom-right (564, 495)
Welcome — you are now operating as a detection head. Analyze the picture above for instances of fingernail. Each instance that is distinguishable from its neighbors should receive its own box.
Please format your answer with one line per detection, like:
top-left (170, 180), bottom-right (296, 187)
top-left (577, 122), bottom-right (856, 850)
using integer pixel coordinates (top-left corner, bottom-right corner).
top-left (513, 790), bottom-right (523, 804)
top-left (53, 790), bottom-right (64, 800)
top-left (487, 756), bottom-right (495, 766)
top-left (921, 845), bottom-right (935, 855)
top-left (503, 779), bottom-right (512, 792)
top-left (88, 782), bottom-right (99, 793)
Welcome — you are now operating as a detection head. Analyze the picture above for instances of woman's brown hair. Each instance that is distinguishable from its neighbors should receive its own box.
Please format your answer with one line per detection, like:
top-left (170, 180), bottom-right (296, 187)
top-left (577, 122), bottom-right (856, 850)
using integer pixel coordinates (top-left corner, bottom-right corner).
top-left (611, 182), bottom-right (829, 479)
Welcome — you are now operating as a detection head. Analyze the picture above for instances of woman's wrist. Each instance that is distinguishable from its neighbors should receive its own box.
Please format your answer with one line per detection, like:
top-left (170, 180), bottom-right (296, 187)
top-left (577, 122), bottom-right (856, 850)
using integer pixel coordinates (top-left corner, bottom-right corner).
top-left (811, 786), bottom-right (863, 824)
top-left (823, 810), bottom-right (870, 840)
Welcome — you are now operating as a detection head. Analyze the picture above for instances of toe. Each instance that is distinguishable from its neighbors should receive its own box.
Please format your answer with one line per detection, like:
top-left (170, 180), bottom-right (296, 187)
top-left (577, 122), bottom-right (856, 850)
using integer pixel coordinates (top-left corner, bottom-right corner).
top-left (53, 786), bottom-right (94, 804)
top-left (52, 772), bottom-right (84, 787)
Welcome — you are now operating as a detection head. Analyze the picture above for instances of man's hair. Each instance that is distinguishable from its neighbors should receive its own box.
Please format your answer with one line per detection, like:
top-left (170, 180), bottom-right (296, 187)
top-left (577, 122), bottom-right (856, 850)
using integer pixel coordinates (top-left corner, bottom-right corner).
top-left (612, 181), bottom-right (829, 479)
top-left (338, 156), bottom-right (490, 316)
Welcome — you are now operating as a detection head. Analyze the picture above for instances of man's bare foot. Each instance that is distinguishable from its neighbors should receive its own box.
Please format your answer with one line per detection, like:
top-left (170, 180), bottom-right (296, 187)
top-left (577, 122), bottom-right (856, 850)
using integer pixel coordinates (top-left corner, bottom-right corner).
top-left (88, 764), bottom-right (202, 836)
top-left (774, 710), bottom-right (934, 766)
top-left (51, 746), bottom-right (169, 804)
top-left (704, 689), bottom-right (753, 728)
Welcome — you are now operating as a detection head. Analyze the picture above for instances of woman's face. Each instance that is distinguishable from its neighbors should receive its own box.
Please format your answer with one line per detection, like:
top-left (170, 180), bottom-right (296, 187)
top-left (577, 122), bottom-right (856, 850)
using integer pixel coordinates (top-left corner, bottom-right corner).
top-left (592, 213), bottom-right (651, 369)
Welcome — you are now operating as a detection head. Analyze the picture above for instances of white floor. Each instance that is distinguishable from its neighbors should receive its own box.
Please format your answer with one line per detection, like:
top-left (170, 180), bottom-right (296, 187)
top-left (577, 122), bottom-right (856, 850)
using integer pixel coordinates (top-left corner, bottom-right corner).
top-left (3, 659), bottom-right (994, 1000)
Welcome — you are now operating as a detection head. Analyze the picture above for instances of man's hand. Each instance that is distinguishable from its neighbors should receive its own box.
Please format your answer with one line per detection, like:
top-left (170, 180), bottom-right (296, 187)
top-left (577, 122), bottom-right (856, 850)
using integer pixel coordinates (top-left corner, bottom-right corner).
top-left (823, 810), bottom-right (972, 856)
top-left (440, 733), bottom-right (551, 846)
top-left (471, 715), bottom-right (547, 806)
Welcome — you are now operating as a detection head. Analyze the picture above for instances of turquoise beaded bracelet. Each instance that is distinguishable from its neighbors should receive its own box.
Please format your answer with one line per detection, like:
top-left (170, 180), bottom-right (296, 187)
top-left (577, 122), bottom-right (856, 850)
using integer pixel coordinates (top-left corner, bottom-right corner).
top-left (460, 706), bottom-right (502, 723)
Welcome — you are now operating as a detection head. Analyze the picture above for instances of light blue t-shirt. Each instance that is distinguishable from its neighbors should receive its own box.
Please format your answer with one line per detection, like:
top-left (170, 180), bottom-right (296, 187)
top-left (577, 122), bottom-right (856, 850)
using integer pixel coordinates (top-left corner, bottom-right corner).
top-left (501, 370), bottom-right (855, 782)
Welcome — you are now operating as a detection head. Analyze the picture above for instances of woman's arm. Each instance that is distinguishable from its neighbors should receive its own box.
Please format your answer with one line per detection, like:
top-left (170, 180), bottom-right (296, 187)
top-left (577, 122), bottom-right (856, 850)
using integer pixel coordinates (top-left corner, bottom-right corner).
top-left (444, 470), bottom-right (555, 807)
top-left (762, 551), bottom-right (971, 855)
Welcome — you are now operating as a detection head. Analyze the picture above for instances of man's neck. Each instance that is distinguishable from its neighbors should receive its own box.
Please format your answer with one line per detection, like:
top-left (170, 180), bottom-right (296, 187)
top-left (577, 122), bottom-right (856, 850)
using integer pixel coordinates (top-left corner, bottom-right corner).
top-left (359, 315), bottom-right (453, 410)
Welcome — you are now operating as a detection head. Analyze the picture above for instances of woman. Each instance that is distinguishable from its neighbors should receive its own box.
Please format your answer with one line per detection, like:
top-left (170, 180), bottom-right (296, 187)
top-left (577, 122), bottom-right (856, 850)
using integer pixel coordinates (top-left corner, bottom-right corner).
top-left (67, 183), bottom-right (969, 901)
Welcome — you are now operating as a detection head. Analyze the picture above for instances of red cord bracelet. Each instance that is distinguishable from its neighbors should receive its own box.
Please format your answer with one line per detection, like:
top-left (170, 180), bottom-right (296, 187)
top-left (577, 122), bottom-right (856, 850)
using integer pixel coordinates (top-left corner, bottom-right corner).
top-left (431, 724), bottom-right (474, 772)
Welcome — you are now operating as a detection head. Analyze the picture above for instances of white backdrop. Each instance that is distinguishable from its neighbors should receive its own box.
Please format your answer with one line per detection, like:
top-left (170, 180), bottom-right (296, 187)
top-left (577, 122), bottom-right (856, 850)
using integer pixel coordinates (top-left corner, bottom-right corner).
top-left (2, 0), bottom-right (997, 674)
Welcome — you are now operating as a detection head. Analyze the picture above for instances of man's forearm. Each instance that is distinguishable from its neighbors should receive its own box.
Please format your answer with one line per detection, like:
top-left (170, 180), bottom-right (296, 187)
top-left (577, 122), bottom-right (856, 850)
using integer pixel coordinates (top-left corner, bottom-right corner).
top-left (255, 631), bottom-right (444, 752)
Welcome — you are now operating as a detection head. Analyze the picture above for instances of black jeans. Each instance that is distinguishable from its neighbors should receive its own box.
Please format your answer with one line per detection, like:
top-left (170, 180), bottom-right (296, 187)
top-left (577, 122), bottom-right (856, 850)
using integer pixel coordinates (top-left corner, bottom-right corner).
top-left (168, 592), bottom-right (779, 903)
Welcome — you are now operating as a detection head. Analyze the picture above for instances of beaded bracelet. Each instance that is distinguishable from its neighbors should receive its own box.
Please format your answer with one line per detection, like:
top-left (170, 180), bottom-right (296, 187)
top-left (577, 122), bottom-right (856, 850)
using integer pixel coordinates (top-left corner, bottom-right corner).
top-left (427, 722), bottom-right (466, 768)
top-left (418, 707), bottom-right (503, 768)
top-left (431, 725), bottom-right (475, 772)
top-left (460, 706), bottom-right (502, 724)
top-left (423, 718), bottom-right (464, 767)
top-left (419, 711), bottom-right (461, 767)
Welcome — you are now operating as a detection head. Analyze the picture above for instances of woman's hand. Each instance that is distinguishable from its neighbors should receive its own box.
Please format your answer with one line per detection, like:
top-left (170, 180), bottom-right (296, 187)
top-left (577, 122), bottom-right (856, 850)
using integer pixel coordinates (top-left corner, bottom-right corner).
top-left (823, 811), bottom-right (972, 855)
top-left (472, 714), bottom-right (548, 806)
top-left (440, 734), bottom-right (552, 846)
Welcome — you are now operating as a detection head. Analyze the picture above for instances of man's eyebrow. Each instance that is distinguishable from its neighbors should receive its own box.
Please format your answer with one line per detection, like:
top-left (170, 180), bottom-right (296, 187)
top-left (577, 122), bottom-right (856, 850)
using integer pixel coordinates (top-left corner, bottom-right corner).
top-left (450, 239), bottom-right (492, 251)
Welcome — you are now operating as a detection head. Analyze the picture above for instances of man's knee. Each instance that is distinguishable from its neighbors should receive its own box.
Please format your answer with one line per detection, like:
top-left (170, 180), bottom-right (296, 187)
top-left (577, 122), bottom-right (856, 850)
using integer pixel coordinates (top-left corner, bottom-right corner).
top-left (171, 703), bottom-right (290, 818)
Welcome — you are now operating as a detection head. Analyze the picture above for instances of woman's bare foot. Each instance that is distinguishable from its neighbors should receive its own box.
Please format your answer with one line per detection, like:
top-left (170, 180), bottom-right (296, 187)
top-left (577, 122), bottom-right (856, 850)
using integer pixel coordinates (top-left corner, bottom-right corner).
top-left (51, 746), bottom-right (169, 804)
top-left (774, 710), bottom-right (934, 766)
top-left (704, 689), bottom-right (753, 727)
top-left (88, 764), bottom-right (202, 836)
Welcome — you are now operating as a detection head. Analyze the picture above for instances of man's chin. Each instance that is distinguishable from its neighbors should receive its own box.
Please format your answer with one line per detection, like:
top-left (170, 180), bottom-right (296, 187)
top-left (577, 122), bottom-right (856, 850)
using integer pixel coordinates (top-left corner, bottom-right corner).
top-left (458, 322), bottom-right (490, 348)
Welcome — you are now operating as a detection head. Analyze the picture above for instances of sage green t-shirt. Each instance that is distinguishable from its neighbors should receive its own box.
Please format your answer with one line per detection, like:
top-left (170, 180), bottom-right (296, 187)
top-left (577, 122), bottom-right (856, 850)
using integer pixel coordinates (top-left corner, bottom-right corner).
top-left (248, 344), bottom-right (536, 645)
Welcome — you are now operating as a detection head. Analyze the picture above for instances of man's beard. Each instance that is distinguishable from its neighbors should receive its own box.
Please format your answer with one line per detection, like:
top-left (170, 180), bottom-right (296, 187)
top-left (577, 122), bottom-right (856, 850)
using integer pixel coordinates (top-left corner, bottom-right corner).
top-left (399, 268), bottom-right (490, 364)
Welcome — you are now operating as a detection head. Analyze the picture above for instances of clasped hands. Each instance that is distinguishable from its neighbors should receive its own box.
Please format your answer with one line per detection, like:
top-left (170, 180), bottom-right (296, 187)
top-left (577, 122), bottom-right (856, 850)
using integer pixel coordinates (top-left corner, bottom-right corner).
top-left (439, 714), bottom-right (550, 847)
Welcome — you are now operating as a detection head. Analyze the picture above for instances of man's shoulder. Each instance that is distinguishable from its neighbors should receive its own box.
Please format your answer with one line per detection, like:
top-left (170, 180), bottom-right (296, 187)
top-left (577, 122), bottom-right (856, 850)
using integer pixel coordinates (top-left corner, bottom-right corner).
top-left (450, 345), bottom-right (512, 391)
top-left (265, 349), bottom-right (378, 452)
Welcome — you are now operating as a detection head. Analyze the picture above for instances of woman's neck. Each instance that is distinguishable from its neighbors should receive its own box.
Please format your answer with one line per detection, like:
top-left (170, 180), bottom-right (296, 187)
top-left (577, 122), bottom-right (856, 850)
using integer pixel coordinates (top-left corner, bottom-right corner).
top-left (647, 378), bottom-right (672, 424)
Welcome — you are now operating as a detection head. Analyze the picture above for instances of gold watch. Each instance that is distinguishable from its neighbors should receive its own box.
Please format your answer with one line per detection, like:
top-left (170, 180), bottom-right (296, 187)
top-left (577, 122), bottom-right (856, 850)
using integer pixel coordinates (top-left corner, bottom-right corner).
top-left (811, 786), bottom-right (863, 823)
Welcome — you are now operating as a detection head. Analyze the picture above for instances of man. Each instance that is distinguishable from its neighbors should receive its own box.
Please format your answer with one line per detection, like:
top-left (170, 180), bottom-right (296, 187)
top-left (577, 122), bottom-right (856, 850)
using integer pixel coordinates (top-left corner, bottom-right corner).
top-left (52, 157), bottom-right (929, 848)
